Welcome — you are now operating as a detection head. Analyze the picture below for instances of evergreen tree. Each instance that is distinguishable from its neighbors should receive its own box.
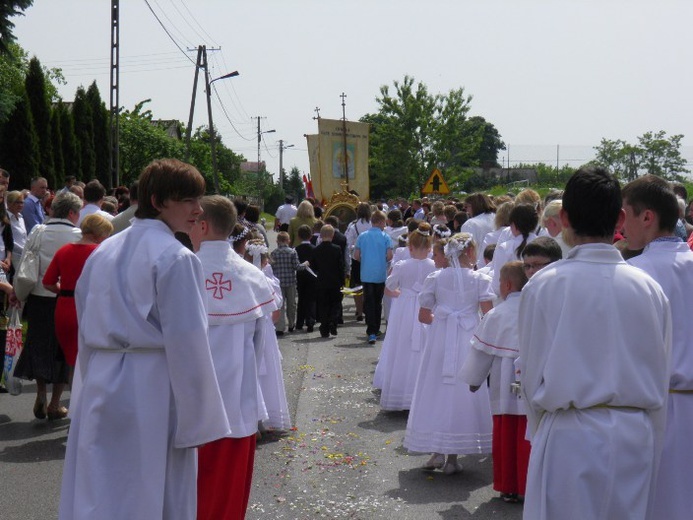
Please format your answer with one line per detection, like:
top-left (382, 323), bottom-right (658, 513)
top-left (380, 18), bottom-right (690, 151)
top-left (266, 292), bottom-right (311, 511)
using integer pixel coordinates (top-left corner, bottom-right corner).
top-left (0, 91), bottom-right (39, 189)
top-left (25, 56), bottom-right (55, 187)
top-left (72, 86), bottom-right (95, 180)
top-left (50, 106), bottom-right (64, 183)
top-left (86, 81), bottom-right (110, 188)
top-left (57, 101), bottom-right (79, 181)
top-left (0, 1), bottom-right (33, 55)
top-left (285, 166), bottom-right (304, 202)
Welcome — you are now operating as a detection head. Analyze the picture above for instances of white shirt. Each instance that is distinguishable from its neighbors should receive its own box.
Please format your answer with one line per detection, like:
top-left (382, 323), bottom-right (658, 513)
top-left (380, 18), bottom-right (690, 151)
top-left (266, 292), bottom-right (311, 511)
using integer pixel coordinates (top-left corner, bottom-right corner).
top-left (78, 203), bottom-right (114, 225)
top-left (9, 212), bottom-right (27, 262)
top-left (461, 212), bottom-right (496, 265)
top-left (275, 203), bottom-right (297, 225)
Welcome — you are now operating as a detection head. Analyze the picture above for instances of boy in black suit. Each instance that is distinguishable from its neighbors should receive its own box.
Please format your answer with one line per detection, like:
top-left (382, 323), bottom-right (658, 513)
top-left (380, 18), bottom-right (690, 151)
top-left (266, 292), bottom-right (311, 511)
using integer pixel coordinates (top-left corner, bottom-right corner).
top-left (294, 225), bottom-right (316, 332)
top-left (309, 224), bottom-right (345, 338)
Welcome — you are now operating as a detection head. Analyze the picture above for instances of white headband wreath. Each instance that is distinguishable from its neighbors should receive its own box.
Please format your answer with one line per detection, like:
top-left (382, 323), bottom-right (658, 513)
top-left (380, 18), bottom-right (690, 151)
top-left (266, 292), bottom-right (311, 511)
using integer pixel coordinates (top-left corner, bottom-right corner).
top-left (246, 242), bottom-right (269, 268)
top-left (414, 228), bottom-right (431, 237)
top-left (443, 235), bottom-right (472, 260)
top-left (229, 226), bottom-right (249, 243)
top-left (433, 224), bottom-right (451, 238)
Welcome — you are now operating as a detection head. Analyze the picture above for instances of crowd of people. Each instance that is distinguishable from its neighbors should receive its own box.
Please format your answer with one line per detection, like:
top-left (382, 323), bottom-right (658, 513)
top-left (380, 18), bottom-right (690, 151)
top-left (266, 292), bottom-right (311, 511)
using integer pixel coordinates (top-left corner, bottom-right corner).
top-left (1, 160), bottom-right (692, 519)
top-left (273, 168), bottom-right (693, 519)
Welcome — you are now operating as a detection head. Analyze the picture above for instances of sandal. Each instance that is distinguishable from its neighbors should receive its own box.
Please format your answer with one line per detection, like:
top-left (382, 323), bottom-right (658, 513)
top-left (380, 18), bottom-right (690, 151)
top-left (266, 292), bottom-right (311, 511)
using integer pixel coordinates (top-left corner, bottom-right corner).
top-left (47, 406), bottom-right (69, 421)
top-left (33, 396), bottom-right (47, 420)
top-left (422, 453), bottom-right (445, 470)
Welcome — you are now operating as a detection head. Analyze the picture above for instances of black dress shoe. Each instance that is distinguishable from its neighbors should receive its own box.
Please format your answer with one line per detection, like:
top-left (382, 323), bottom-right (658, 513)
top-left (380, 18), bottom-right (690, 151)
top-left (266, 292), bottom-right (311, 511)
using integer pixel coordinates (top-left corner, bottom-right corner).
top-left (330, 326), bottom-right (338, 336)
top-left (306, 325), bottom-right (314, 333)
top-left (320, 332), bottom-right (330, 338)
top-left (275, 331), bottom-right (284, 337)
top-left (288, 327), bottom-right (295, 332)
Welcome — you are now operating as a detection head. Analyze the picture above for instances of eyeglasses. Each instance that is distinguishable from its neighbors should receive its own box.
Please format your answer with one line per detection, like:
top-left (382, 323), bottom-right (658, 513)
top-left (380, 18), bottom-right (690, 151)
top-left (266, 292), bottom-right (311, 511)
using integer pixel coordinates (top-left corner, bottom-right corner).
top-left (523, 261), bottom-right (551, 271)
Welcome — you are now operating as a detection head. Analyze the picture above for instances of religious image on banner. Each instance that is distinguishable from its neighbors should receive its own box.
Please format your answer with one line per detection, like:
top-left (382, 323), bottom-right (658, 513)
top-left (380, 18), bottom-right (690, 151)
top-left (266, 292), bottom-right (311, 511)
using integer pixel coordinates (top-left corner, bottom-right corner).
top-left (332, 142), bottom-right (355, 179)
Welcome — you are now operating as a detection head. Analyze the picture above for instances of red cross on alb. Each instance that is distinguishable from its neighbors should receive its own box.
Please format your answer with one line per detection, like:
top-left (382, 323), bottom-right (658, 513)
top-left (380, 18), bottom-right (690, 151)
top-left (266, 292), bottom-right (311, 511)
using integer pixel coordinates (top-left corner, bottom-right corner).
top-left (205, 272), bottom-right (232, 300)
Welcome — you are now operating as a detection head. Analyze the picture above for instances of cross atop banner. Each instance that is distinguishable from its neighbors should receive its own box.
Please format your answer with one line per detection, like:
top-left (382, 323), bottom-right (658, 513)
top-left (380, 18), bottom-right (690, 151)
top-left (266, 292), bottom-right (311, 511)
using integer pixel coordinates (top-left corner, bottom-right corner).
top-left (421, 169), bottom-right (450, 195)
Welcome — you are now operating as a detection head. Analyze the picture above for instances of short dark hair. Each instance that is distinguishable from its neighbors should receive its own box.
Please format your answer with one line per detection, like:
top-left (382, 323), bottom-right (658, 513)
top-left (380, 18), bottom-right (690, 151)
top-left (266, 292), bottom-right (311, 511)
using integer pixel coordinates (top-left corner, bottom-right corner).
top-left (199, 195), bottom-right (237, 236)
top-left (135, 159), bottom-right (206, 219)
top-left (483, 243), bottom-right (496, 262)
top-left (622, 174), bottom-right (680, 233)
top-left (297, 224), bottom-right (312, 240)
top-left (522, 236), bottom-right (563, 263)
top-left (324, 215), bottom-right (340, 228)
top-left (245, 204), bottom-right (260, 224)
top-left (83, 180), bottom-right (106, 203)
top-left (670, 181), bottom-right (687, 201)
top-left (563, 166), bottom-right (622, 239)
top-left (233, 198), bottom-right (248, 216)
top-left (465, 193), bottom-right (495, 216)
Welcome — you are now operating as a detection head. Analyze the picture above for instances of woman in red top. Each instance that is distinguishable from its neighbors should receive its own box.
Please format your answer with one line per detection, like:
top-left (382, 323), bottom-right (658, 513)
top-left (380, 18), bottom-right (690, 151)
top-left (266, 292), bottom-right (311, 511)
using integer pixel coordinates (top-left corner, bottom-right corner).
top-left (43, 214), bottom-right (113, 374)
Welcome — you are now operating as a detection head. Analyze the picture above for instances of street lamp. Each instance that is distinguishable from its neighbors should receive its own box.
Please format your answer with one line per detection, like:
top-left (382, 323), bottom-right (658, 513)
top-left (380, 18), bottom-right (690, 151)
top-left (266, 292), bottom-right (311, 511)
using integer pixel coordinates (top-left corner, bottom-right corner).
top-left (279, 140), bottom-right (294, 187)
top-left (257, 127), bottom-right (276, 174)
top-left (183, 44), bottom-right (239, 194)
top-left (205, 69), bottom-right (240, 194)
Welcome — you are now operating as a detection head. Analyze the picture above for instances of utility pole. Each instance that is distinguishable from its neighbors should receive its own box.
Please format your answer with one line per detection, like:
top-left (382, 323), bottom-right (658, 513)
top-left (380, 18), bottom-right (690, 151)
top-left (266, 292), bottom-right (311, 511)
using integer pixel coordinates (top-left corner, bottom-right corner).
top-left (108, 0), bottom-right (119, 189)
top-left (278, 140), bottom-right (294, 188)
top-left (255, 116), bottom-right (275, 176)
top-left (202, 46), bottom-right (220, 194)
top-left (184, 45), bottom-right (227, 194)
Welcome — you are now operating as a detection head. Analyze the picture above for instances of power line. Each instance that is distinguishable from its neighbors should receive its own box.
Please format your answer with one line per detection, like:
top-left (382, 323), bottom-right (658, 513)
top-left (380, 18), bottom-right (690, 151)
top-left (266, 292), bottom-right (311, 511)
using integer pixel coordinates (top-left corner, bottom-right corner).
top-left (150, 0), bottom-right (195, 49)
top-left (177, 0), bottom-right (219, 47)
top-left (168, 0), bottom-right (209, 45)
top-left (212, 87), bottom-right (255, 141)
top-left (142, 0), bottom-right (196, 65)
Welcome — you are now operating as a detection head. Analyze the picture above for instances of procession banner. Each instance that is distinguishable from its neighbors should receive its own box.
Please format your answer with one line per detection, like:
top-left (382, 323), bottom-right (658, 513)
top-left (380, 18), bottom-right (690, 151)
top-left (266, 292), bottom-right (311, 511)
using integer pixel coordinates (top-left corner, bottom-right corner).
top-left (311, 118), bottom-right (369, 201)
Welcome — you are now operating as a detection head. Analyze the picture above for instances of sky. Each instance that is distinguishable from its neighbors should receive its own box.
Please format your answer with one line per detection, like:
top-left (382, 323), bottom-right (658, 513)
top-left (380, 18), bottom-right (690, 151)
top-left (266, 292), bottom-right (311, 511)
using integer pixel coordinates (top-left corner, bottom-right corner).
top-left (12, 0), bottom-right (693, 182)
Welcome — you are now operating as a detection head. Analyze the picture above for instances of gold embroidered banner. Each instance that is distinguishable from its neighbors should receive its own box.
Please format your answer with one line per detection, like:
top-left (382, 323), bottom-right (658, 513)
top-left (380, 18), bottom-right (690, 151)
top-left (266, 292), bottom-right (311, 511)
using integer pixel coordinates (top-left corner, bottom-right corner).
top-left (306, 119), bottom-right (369, 202)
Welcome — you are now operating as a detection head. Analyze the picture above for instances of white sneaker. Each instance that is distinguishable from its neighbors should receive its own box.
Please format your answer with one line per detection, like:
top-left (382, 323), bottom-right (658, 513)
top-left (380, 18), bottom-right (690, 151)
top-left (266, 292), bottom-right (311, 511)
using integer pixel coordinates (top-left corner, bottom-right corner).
top-left (422, 453), bottom-right (445, 470)
top-left (442, 461), bottom-right (463, 475)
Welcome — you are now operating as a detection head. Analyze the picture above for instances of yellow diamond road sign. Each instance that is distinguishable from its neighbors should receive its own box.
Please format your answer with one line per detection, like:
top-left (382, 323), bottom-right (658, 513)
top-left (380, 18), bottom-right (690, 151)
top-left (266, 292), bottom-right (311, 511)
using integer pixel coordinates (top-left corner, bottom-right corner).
top-left (421, 169), bottom-right (450, 195)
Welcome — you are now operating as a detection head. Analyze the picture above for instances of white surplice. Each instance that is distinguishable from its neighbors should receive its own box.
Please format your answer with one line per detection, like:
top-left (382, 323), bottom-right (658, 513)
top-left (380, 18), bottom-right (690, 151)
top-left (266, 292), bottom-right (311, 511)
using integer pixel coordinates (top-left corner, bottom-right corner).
top-left (60, 219), bottom-right (231, 520)
top-left (197, 241), bottom-right (277, 438)
top-left (460, 292), bottom-right (524, 416)
top-left (519, 244), bottom-right (672, 520)
top-left (489, 232), bottom-right (537, 295)
top-left (629, 239), bottom-right (693, 520)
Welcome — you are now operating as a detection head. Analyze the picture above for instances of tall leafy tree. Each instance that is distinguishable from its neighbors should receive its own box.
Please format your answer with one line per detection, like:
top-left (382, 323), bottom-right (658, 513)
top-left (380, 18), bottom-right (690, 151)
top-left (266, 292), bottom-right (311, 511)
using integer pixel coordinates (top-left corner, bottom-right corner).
top-left (25, 56), bottom-right (55, 187)
top-left (56, 100), bottom-right (79, 180)
top-left (461, 116), bottom-right (506, 168)
top-left (637, 131), bottom-right (689, 180)
top-left (118, 100), bottom-right (183, 186)
top-left (86, 81), bottom-right (110, 188)
top-left (594, 132), bottom-right (688, 181)
top-left (0, 91), bottom-right (39, 189)
top-left (0, 0), bottom-right (33, 55)
top-left (362, 76), bottom-right (504, 198)
top-left (72, 86), bottom-right (95, 180)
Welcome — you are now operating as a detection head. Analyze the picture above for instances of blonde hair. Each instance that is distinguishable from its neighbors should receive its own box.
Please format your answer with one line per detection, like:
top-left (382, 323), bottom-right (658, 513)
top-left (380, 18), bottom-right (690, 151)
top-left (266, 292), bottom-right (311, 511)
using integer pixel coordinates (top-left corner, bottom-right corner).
top-left (200, 195), bottom-right (237, 236)
top-left (494, 201), bottom-right (514, 228)
top-left (500, 260), bottom-right (528, 292)
top-left (80, 214), bottom-right (114, 239)
top-left (542, 199), bottom-right (562, 226)
top-left (296, 200), bottom-right (315, 219)
top-left (6, 191), bottom-right (24, 205)
top-left (409, 222), bottom-right (432, 250)
top-left (277, 231), bottom-right (290, 244)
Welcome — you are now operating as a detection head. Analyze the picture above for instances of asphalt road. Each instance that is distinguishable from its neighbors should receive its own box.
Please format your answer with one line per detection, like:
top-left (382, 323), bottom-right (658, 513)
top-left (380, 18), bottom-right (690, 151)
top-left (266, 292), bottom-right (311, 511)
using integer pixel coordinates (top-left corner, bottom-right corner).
top-left (0, 227), bottom-right (523, 519)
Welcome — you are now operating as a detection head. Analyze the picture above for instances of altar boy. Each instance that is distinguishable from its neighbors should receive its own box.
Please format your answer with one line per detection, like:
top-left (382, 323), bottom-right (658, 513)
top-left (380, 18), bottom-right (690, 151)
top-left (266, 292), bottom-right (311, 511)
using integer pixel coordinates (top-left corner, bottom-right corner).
top-left (190, 195), bottom-right (277, 520)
